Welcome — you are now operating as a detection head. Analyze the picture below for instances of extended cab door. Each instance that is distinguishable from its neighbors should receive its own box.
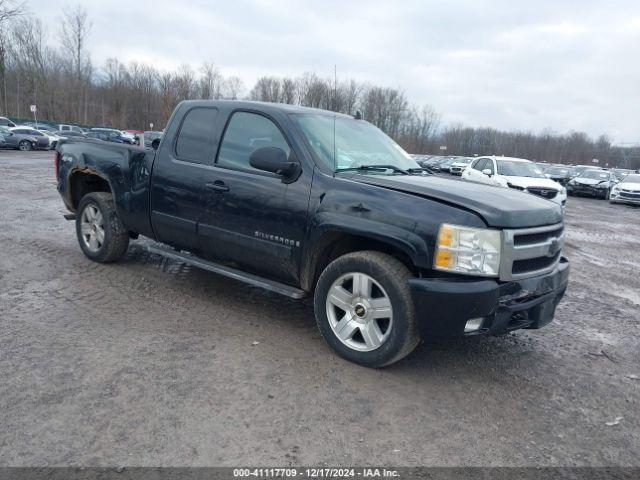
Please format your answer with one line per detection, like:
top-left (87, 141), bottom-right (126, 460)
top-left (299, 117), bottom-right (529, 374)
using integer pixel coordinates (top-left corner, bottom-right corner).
top-left (150, 106), bottom-right (221, 250)
top-left (197, 109), bottom-right (310, 285)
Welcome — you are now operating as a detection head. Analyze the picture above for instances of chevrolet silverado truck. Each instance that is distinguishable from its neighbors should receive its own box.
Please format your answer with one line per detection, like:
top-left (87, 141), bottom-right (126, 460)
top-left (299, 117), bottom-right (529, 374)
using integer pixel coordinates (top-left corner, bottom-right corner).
top-left (56, 100), bottom-right (569, 367)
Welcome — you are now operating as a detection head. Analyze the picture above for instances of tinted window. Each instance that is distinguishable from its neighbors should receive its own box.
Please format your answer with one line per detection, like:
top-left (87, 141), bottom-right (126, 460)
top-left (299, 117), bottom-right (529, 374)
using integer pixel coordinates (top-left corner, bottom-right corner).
top-left (14, 129), bottom-right (28, 134)
top-left (217, 112), bottom-right (290, 173)
top-left (175, 107), bottom-right (219, 163)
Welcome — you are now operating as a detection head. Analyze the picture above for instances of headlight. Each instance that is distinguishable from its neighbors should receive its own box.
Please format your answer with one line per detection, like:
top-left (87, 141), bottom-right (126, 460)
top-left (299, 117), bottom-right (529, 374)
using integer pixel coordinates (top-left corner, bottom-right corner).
top-left (560, 187), bottom-right (566, 195)
top-left (434, 224), bottom-right (502, 277)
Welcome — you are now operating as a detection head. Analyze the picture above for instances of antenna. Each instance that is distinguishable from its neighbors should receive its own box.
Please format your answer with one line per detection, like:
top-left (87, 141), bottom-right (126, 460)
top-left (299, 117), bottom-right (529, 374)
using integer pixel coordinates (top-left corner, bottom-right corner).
top-left (333, 65), bottom-right (337, 112)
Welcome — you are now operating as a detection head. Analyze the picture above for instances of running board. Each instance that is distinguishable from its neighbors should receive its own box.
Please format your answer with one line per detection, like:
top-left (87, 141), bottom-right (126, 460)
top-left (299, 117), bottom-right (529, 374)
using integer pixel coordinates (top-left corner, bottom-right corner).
top-left (146, 244), bottom-right (307, 299)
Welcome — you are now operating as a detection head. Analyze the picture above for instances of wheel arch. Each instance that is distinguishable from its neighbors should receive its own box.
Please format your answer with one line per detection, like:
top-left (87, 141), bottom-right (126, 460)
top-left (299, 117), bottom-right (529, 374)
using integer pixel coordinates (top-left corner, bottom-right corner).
top-left (301, 226), bottom-right (424, 292)
top-left (68, 169), bottom-right (113, 211)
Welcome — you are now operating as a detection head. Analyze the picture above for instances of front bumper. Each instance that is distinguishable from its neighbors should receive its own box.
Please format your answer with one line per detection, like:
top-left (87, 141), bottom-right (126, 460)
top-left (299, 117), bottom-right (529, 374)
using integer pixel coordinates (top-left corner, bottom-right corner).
top-left (569, 184), bottom-right (606, 197)
top-left (408, 258), bottom-right (569, 341)
top-left (610, 192), bottom-right (640, 205)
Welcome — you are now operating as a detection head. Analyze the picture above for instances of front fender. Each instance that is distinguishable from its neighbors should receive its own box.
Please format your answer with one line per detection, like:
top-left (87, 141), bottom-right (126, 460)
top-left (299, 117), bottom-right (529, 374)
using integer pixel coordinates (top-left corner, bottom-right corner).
top-left (300, 212), bottom-right (433, 291)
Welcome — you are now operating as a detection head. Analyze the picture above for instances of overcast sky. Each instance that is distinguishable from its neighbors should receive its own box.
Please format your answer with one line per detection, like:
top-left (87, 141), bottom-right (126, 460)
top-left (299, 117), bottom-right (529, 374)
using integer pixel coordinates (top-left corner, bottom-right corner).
top-left (28, 0), bottom-right (640, 142)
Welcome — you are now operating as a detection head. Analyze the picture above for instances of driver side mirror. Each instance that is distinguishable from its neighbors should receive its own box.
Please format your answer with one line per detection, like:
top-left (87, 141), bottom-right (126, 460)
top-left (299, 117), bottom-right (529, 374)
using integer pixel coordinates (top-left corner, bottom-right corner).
top-left (482, 168), bottom-right (493, 177)
top-left (250, 146), bottom-right (301, 183)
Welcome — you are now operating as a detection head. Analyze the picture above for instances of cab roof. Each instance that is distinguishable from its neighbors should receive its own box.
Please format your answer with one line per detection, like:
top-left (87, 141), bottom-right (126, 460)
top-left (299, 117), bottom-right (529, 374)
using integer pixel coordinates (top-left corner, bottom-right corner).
top-left (178, 99), bottom-right (356, 119)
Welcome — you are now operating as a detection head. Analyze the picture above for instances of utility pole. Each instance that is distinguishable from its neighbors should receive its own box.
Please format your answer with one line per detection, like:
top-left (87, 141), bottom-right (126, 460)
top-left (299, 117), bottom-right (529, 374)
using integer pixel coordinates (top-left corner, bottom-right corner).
top-left (16, 71), bottom-right (20, 118)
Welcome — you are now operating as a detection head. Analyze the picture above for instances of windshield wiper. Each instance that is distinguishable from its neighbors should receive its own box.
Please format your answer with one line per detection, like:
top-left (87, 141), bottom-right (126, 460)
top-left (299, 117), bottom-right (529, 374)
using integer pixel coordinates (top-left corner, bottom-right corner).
top-left (336, 164), bottom-right (410, 175)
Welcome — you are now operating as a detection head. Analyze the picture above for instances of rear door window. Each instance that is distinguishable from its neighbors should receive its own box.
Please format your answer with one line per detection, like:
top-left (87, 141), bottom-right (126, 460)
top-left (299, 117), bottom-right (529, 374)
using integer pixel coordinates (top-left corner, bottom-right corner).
top-left (175, 107), bottom-right (219, 164)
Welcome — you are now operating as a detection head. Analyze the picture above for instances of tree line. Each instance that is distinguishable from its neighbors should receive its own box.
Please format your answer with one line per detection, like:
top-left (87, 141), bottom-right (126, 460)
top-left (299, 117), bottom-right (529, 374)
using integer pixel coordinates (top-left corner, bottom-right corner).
top-left (0, 1), bottom-right (638, 168)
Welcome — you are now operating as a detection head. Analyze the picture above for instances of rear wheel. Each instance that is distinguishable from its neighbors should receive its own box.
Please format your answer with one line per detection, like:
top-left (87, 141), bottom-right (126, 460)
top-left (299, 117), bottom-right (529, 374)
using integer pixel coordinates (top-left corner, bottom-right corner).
top-left (76, 192), bottom-right (129, 263)
top-left (314, 251), bottom-right (420, 367)
top-left (18, 140), bottom-right (33, 151)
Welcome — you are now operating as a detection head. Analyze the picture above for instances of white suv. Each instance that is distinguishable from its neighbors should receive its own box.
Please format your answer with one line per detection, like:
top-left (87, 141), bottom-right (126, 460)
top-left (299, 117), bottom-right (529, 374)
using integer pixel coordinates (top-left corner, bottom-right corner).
top-left (461, 156), bottom-right (567, 208)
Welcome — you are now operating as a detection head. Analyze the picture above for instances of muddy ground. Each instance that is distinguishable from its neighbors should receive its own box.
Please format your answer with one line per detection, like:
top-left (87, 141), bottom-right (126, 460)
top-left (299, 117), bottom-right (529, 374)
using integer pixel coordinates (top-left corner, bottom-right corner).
top-left (0, 151), bottom-right (638, 467)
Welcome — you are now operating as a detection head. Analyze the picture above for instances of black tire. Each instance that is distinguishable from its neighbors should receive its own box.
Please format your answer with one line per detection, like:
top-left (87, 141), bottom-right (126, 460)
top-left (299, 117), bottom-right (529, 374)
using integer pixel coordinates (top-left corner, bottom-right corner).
top-left (18, 140), bottom-right (33, 151)
top-left (314, 251), bottom-right (420, 368)
top-left (76, 192), bottom-right (129, 263)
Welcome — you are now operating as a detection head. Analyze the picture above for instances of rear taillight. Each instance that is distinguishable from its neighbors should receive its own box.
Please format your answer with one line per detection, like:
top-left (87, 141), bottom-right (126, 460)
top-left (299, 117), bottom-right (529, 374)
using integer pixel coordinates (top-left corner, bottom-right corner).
top-left (54, 151), bottom-right (61, 182)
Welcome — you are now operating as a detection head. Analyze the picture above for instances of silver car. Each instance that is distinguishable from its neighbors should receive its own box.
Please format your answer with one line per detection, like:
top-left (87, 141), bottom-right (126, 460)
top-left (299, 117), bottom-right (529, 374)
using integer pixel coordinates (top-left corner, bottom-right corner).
top-left (9, 127), bottom-right (51, 150)
top-left (0, 126), bottom-right (46, 151)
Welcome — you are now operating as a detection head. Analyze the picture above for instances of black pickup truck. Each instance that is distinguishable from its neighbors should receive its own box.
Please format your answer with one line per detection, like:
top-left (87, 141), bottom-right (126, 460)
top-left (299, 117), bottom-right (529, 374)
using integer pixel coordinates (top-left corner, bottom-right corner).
top-left (56, 100), bottom-right (569, 367)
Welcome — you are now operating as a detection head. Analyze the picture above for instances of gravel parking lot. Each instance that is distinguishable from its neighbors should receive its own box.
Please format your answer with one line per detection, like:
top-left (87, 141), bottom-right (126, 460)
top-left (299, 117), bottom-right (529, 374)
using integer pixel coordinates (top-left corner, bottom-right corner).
top-left (1, 150), bottom-right (639, 467)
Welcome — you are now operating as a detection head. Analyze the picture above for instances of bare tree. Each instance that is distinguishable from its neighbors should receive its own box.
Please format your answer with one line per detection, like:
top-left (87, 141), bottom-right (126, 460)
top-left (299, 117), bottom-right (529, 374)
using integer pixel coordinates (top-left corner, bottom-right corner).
top-left (0, 0), bottom-right (24, 114)
top-left (59, 4), bottom-right (91, 122)
top-left (224, 75), bottom-right (244, 100)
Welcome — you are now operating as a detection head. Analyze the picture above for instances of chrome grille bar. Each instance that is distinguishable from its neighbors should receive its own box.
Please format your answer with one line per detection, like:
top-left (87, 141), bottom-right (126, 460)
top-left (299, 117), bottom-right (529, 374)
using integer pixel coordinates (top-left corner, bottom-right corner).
top-left (499, 223), bottom-right (564, 281)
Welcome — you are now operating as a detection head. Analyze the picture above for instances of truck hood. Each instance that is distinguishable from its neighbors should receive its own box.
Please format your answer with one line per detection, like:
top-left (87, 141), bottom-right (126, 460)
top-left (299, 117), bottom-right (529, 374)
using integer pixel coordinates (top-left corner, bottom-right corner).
top-left (353, 174), bottom-right (563, 229)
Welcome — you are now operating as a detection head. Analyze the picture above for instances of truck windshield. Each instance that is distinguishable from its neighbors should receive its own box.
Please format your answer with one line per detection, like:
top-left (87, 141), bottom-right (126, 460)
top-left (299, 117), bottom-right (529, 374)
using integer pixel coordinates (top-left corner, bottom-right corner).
top-left (291, 113), bottom-right (419, 173)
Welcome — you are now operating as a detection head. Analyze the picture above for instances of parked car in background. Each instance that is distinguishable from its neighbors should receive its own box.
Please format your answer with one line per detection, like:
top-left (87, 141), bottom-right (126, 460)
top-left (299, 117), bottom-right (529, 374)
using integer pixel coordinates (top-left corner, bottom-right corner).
top-left (571, 165), bottom-right (602, 179)
top-left (462, 156), bottom-right (567, 208)
top-left (0, 116), bottom-right (16, 127)
top-left (91, 128), bottom-right (134, 144)
top-left (38, 130), bottom-right (66, 149)
top-left (58, 129), bottom-right (86, 138)
top-left (545, 166), bottom-right (574, 187)
top-left (417, 156), bottom-right (443, 171)
top-left (567, 169), bottom-right (618, 199)
top-left (86, 131), bottom-right (125, 143)
top-left (143, 130), bottom-right (163, 149)
top-left (533, 162), bottom-right (552, 174)
top-left (59, 124), bottom-right (85, 135)
top-left (610, 173), bottom-right (640, 206)
top-left (0, 126), bottom-right (42, 151)
top-left (610, 168), bottom-right (634, 181)
top-left (449, 157), bottom-right (473, 175)
top-left (428, 157), bottom-right (455, 173)
top-left (24, 122), bottom-right (57, 133)
top-left (9, 127), bottom-right (51, 150)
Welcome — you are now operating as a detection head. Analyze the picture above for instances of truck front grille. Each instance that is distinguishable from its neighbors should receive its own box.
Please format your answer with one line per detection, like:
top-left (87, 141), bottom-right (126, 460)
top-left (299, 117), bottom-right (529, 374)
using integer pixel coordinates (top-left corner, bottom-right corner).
top-left (499, 223), bottom-right (564, 281)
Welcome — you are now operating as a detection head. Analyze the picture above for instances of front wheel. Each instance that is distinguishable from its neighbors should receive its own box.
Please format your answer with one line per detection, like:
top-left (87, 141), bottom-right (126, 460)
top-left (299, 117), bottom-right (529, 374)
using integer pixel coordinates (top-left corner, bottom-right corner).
top-left (76, 192), bottom-right (129, 263)
top-left (314, 251), bottom-right (420, 367)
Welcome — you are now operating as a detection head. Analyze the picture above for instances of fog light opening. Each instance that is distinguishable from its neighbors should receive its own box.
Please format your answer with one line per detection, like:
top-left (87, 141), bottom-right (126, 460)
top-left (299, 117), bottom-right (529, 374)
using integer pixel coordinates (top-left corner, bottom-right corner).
top-left (464, 317), bottom-right (484, 333)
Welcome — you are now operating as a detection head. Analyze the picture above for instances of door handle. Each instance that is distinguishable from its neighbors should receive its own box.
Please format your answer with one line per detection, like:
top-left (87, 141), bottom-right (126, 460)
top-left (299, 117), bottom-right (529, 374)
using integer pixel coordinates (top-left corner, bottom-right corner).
top-left (205, 181), bottom-right (229, 193)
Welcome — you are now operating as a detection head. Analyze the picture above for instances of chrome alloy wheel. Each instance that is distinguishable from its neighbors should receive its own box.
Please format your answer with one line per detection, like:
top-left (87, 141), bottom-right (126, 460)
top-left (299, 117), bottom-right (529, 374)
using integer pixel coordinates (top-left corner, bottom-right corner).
top-left (325, 272), bottom-right (393, 352)
top-left (80, 204), bottom-right (105, 252)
